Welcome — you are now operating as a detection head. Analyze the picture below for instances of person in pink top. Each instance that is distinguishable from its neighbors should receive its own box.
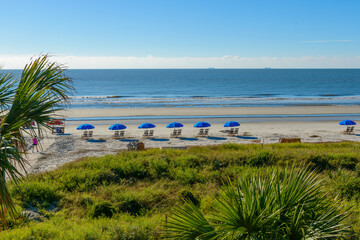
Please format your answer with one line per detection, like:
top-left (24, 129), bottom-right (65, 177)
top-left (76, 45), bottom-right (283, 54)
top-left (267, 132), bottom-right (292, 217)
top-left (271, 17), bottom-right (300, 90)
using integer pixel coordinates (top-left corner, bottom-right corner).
top-left (32, 136), bottom-right (39, 153)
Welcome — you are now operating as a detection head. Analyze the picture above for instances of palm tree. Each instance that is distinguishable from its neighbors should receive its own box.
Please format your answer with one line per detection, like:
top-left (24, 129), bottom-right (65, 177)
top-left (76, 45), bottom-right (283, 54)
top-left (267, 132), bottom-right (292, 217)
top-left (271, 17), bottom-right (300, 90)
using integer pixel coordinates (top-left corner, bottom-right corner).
top-left (0, 55), bottom-right (73, 223)
top-left (164, 166), bottom-right (350, 239)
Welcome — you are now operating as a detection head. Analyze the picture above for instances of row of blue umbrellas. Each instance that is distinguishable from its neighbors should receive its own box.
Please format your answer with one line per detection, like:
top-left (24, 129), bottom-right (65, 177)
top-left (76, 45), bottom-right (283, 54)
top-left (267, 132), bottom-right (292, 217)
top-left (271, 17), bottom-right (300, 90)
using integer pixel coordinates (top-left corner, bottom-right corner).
top-left (77, 121), bottom-right (241, 130)
top-left (77, 120), bottom-right (355, 131)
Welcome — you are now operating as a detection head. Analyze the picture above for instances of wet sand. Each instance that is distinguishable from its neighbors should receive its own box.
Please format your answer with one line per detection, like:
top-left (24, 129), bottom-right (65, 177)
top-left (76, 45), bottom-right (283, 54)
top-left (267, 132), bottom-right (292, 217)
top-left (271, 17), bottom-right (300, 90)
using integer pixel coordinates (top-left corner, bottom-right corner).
top-left (58, 105), bottom-right (360, 118)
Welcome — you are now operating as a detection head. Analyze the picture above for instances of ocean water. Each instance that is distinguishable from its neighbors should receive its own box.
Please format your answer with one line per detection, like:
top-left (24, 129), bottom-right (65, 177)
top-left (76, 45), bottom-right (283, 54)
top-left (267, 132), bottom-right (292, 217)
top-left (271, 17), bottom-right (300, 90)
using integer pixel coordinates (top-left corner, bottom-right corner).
top-left (4, 69), bottom-right (360, 108)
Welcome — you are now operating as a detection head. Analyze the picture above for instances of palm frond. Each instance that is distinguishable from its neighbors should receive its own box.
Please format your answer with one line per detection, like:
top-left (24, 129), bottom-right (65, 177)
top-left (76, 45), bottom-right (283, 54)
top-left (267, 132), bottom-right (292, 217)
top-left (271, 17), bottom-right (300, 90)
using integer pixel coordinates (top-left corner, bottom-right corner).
top-left (164, 166), bottom-right (351, 239)
top-left (0, 70), bottom-right (16, 112)
top-left (211, 174), bottom-right (279, 239)
top-left (0, 55), bottom-right (73, 226)
top-left (164, 200), bottom-right (215, 240)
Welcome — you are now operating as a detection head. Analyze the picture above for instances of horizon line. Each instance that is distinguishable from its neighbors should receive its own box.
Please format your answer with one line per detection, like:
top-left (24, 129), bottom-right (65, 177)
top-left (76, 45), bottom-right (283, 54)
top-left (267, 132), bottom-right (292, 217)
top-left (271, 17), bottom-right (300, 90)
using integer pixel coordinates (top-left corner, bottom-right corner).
top-left (2, 67), bottom-right (360, 70)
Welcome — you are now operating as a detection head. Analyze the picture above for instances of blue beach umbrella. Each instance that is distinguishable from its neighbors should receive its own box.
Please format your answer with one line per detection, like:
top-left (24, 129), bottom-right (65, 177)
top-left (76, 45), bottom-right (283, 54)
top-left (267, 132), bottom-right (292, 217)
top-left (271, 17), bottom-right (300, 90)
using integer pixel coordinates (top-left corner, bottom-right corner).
top-left (224, 121), bottom-right (240, 127)
top-left (339, 120), bottom-right (356, 126)
top-left (109, 124), bottom-right (127, 130)
top-left (166, 122), bottom-right (184, 128)
top-left (138, 123), bottom-right (156, 129)
top-left (77, 124), bottom-right (95, 130)
top-left (193, 122), bottom-right (211, 128)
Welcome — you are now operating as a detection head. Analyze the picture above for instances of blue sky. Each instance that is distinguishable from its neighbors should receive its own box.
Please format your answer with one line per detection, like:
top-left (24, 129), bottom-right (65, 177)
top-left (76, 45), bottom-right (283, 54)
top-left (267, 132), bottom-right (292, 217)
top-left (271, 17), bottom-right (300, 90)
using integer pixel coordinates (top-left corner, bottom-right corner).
top-left (1, 0), bottom-right (359, 68)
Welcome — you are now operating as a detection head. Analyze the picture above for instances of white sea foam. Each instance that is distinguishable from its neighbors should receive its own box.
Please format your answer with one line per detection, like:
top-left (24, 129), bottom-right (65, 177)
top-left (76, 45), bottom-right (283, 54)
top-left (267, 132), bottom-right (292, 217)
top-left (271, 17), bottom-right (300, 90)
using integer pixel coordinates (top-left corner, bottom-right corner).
top-left (67, 95), bottom-right (360, 107)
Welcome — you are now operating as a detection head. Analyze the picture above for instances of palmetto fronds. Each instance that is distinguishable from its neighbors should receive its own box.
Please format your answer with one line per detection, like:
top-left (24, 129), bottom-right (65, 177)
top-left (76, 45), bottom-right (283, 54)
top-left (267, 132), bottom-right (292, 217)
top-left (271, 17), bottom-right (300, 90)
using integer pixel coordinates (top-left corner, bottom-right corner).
top-left (164, 166), bottom-right (350, 239)
top-left (0, 55), bottom-right (72, 224)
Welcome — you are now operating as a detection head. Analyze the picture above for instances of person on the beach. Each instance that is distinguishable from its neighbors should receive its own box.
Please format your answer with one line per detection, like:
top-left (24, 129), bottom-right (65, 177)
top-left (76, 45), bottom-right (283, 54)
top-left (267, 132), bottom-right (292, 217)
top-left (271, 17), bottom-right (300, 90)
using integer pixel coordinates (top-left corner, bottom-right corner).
top-left (32, 136), bottom-right (39, 153)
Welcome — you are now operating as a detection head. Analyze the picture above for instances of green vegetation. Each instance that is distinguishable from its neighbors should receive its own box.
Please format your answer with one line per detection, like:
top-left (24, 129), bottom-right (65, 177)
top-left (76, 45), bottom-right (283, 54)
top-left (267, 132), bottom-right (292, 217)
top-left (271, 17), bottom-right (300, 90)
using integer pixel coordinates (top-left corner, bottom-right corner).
top-left (2, 142), bottom-right (360, 239)
top-left (165, 167), bottom-right (349, 239)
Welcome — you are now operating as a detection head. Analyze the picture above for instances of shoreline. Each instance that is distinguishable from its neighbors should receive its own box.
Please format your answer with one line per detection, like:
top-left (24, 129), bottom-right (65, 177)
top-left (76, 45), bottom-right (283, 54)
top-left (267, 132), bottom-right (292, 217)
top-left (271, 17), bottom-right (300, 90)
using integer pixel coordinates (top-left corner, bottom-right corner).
top-left (57, 105), bottom-right (360, 119)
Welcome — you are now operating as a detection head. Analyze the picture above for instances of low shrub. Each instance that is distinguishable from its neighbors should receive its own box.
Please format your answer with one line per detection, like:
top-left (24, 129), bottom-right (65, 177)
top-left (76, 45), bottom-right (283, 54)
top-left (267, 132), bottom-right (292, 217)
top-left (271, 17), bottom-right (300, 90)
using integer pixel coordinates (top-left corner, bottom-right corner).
top-left (169, 168), bottom-right (201, 185)
top-left (23, 228), bottom-right (58, 240)
top-left (110, 226), bottom-right (152, 240)
top-left (247, 151), bottom-right (275, 167)
top-left (338, 155), bottom-right (358, 170)
top-left (308, 155), bottom-right (334, 171)
top-left (89, 201), bottom-right (116, 218)
top-left (11, 181), bottom-right (59, 208)
top-left (178, 190), bottom-right (200, 207)
top-left (148, 157), bottom-right (169, 178)
top-left (117, 199), bottom-right (143, 216)
top-left (337, 176), bottom-right (360, 199)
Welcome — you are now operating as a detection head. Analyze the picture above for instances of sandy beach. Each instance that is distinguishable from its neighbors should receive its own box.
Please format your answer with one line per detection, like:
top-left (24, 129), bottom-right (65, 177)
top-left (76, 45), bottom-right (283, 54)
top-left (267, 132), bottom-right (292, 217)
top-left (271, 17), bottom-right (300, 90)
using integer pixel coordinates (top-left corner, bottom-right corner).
top-left (24, 106), bottom-right (360, 175)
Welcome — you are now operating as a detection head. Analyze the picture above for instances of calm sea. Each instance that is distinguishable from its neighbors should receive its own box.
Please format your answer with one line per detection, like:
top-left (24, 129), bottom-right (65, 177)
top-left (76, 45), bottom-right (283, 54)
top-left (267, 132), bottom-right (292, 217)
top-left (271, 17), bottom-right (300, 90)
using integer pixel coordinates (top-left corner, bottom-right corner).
top-left (4, 69), bottom-right (360, 109)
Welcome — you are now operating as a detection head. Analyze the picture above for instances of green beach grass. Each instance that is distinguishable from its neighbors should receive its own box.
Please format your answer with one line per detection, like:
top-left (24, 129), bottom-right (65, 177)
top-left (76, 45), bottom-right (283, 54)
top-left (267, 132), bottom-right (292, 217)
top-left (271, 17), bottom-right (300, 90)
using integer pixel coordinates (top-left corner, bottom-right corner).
top-left (2, 142), bottom-right (360, 239)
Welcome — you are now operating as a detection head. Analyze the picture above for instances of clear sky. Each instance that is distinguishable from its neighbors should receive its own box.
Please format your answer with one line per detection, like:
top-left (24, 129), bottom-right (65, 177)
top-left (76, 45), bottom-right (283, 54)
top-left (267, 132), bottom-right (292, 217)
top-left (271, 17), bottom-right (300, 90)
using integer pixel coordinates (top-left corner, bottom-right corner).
top-left (1, 0), bottom-right (359, 68)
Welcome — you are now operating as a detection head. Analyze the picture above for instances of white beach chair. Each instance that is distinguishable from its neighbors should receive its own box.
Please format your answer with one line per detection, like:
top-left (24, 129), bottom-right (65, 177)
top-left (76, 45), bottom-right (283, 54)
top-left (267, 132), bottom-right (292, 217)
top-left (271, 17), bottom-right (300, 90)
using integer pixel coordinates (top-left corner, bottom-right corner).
top-left (343, 126), bottom-right (350, 134)
top-left (149, 130), bottom-right (154, 138)
top-left (113, 130), bottom-right (120, 139)
top-left (119, 130), bottom-right (125, 139)
top-left (170, 129), bottom-right (177, 138)
top-left (227, 128), bottom-right (234, 136)
top-left (349, 126), bottom-right (355, 134)
top-left (204, 129), bottom-right (209, 136)
top-left (81, 131), bottom-right (88, 140)
top-left (234, 128), bottom-right (239, 135)
top-left (198, 128), bottom-right (204, 137)
top-left (177, 129), bottom-right (182, 137)
top-left (88, 131), bottom-right (93, 139)
top-left (143, 130), bottom-right (149, 138)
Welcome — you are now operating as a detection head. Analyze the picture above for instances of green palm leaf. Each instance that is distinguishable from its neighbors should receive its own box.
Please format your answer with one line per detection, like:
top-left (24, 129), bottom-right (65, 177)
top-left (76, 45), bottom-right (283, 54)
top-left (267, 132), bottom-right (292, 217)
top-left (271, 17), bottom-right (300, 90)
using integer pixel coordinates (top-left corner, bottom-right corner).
top-left (0, 55), bottom-right (73, 225)
top-left (164, 166), bottom-right (350, 239)
top-left (164, 200), bottom-right (215, 239)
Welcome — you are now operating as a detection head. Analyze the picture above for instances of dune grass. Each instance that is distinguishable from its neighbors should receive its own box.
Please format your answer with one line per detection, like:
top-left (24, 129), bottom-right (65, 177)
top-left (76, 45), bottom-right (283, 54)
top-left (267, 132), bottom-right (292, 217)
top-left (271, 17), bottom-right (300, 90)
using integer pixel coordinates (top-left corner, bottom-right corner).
top-left (2, 142), bottom-right (360, 239)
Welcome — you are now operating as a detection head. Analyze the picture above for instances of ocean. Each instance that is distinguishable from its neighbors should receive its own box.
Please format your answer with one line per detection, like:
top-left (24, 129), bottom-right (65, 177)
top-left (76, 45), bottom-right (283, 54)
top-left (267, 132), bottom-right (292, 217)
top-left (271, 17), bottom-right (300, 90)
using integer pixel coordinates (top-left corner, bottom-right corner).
top-left (4, 69), bottom-right (360, 109)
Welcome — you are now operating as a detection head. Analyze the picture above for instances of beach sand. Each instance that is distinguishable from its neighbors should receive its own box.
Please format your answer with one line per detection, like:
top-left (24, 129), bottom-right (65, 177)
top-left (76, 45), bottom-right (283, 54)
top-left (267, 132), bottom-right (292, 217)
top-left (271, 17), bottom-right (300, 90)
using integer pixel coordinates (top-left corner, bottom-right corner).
top-left (24, 106), bottom-right (360, 175)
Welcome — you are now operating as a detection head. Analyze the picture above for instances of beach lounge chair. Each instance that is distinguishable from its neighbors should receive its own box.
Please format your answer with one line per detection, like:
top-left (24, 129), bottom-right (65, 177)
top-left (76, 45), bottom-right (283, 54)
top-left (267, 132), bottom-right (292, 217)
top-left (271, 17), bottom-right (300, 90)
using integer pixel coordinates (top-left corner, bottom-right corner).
top-left (113, 131), bottom-right (120, 139)
top-left (227, 128), bottom-right (234, 136)
top-left (149, 130), bottom-right (154, 138)
top-left (343, 126), bottom-right (351, 134)
top-left (198, 128), bottom-right (204, 137)
top-left (143, 130), bottom-right (149, 138)
top-left (234, 128), bottom-right (239, 135)
top-left (88, 131), bottom-right (93, 139)
top-left (81, 131), bottom-right (88, 140)
top-left (204, 129), bottom-right (209, 136)
top-left (349, 126), bottom-right (355, 134)
top-left (170, 129), bottom-right (177, 138)
top-left (119, 130), bottom-right (125, 139)
top-left (177, 129), bottom-right (182, 137)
